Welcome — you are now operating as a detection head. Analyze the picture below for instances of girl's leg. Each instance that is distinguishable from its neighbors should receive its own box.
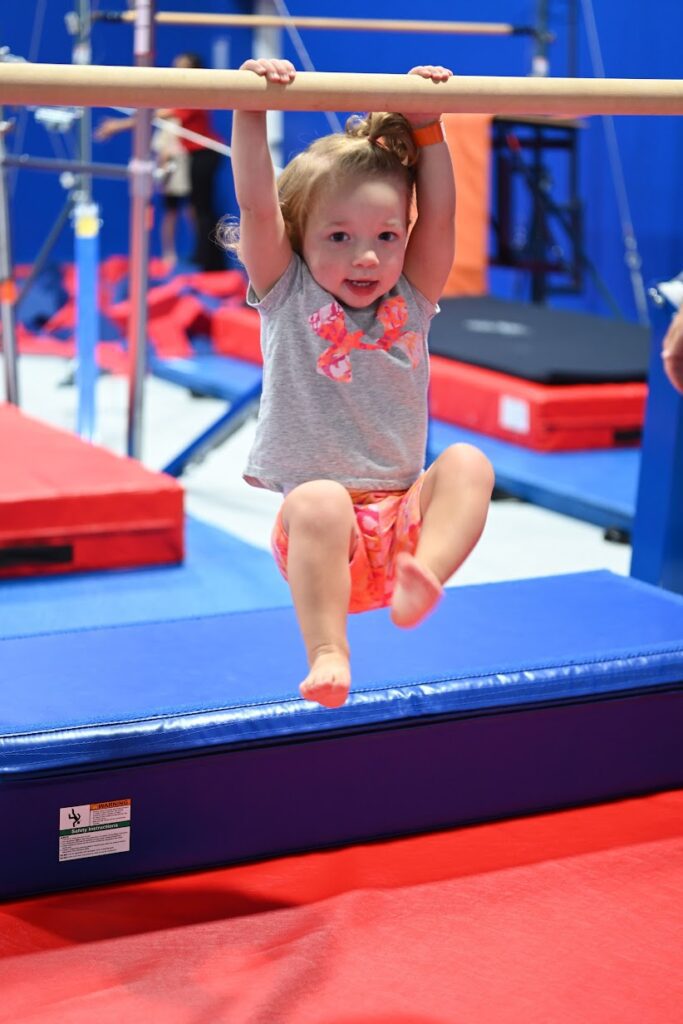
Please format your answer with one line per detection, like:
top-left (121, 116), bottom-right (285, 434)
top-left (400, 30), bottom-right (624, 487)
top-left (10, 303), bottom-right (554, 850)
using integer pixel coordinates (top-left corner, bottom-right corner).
top-left (161, 206), bottom-right (178, 265)
top-left (189, 149), bottom-right (225, 272)
top-left (391, 444), bottom-right (494, 628)
top-left (282, 480), bottom-right (357, 707)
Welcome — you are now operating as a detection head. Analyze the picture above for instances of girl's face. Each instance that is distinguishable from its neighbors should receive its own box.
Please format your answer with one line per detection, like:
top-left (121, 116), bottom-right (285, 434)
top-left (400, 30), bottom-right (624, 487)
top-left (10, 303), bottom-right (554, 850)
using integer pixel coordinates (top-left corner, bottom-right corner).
top-left (302, 175), bottom-right (409, 308)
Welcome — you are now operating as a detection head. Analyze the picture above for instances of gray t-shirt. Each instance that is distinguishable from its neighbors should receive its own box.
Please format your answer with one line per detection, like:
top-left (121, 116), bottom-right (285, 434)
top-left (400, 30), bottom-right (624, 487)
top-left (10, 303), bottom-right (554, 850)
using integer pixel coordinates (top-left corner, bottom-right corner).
top-left (245, 253), bottom-right (438, 493)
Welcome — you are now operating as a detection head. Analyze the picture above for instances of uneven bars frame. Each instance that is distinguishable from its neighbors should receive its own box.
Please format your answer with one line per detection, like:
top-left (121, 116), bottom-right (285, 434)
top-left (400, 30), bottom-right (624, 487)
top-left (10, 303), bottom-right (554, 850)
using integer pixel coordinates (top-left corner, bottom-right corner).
top-left (1, 65), bottom-right (681, 116)
top-left (95, 11), bottom-right (533, 37)
top-left (3, 154), bottom-right (129, 179)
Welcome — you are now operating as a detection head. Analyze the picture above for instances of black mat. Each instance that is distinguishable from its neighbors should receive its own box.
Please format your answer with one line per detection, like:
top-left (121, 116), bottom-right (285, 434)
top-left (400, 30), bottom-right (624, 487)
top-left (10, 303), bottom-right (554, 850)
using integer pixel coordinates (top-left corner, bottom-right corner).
top-left (429, 297), bottom-right (650, 384)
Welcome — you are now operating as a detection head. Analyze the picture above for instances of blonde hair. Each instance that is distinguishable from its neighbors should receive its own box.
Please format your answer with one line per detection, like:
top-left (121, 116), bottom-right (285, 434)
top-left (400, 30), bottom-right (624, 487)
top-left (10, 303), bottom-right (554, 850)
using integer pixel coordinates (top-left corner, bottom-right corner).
top-left (218, 111), bottom-right (418, 259)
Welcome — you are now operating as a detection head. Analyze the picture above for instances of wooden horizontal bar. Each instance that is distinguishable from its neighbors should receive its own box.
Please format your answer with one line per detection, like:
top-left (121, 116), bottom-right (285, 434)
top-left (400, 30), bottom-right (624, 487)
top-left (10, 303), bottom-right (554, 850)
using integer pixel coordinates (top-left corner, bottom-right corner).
top-left (107, 11), bottom-right (522, 36)
top-left (1, 65), bottom-right (681, 117)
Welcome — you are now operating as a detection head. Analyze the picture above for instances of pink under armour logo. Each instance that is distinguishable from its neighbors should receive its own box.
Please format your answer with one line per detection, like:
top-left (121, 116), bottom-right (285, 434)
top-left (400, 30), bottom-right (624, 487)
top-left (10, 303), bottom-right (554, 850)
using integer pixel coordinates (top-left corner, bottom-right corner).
top-left (308, 296), bottom-right (423, 383)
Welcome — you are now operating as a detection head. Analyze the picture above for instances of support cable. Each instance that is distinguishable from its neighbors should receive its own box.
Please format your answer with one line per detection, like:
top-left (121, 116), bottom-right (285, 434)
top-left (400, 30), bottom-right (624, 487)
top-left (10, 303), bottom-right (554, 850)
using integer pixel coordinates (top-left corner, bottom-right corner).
top-left (271, 0), bottom-right (343, 134)
top-left (580, 0), bottom-right (649, 325)
top-left (8, 0), bottom-right (47, 198)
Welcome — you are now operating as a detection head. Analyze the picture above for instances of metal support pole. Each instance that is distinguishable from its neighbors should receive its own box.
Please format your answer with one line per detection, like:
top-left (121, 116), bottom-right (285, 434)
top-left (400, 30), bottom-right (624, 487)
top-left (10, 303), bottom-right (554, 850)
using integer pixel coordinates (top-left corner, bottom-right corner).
top-left (630, 286), bottom-right (683, 593)
top-left (74, 0), bottom-right (93, 202)
top-left (0, 110), bottom-right (19, 405)
top-left (531, 0), bottom-right (551, 77)
top-left (126, 0), bottom-right (155, 459)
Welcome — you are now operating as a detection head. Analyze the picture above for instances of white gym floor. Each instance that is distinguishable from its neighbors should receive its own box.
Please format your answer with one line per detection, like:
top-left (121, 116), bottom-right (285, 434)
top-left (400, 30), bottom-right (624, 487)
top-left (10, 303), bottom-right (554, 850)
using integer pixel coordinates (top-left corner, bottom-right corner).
top-left (18, 352), bottom-right (632, 588)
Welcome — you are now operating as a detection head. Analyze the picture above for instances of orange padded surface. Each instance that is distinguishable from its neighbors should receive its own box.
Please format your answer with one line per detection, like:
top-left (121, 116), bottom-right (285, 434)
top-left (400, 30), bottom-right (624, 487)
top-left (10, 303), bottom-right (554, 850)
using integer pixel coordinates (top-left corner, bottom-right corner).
top-left (442, 114), bottom-right (492, 297)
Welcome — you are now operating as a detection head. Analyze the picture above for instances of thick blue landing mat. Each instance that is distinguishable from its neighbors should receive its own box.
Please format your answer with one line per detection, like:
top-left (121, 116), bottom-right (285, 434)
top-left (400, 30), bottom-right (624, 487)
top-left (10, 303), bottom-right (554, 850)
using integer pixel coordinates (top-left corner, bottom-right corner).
top-left (0, 516), bottom-right (290, 639)
top-left (429, 420), bottom-right (639, 531)
top-left (2, 571), bottom-right (683, 775)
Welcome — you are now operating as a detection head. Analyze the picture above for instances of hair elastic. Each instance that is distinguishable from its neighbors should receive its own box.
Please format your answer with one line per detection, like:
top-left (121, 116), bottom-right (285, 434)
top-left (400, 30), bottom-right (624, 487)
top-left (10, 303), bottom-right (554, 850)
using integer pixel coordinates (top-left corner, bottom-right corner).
top-left (412, 120), bottom-right (445, 148)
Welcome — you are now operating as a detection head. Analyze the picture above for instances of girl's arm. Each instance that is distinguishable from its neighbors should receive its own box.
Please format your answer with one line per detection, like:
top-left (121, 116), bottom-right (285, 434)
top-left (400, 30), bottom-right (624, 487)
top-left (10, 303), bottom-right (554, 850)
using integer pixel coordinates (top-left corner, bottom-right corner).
top-left (401, 66), bottom-right (456, 305)
top-left (231, 58), bottom-right (295, 299)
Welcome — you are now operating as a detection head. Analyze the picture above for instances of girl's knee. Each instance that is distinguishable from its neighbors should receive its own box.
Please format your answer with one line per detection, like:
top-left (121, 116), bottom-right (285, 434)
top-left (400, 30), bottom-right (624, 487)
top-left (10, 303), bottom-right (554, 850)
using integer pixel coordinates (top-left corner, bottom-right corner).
top-left (283, 480), bottom-right (354, 537)
top-left (438, 444), bottom-right (495, 492)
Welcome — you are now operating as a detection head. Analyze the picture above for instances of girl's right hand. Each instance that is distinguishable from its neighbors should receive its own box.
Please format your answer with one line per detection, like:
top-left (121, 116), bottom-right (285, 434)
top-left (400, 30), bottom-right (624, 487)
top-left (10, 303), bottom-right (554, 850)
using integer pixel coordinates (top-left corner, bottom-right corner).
top-left (240, 58), bottom-right (296, 85)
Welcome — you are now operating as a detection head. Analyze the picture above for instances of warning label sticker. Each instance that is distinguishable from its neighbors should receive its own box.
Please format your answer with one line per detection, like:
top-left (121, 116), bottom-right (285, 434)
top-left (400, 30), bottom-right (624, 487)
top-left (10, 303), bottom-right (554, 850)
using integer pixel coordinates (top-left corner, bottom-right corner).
top-left (59, 799), bottom-right (132, 862)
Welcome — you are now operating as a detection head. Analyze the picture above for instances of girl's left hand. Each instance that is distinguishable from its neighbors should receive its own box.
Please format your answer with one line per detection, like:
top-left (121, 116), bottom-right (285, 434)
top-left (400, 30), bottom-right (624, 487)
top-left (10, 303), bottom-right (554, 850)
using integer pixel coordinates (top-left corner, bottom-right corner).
top-left (404, 65), bottom-right (453, 127)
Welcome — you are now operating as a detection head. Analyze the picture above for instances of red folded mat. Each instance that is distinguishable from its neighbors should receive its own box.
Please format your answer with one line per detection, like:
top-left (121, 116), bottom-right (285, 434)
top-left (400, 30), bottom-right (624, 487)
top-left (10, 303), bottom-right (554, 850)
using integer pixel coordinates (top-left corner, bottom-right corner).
top-left (0, 404), bottom-right (184, 578)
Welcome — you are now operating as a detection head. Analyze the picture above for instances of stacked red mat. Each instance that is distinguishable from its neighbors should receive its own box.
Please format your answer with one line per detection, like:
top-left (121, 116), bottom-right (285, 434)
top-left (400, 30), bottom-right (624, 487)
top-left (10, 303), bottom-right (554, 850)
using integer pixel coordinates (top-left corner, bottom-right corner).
top-left (427, 296), bottom-right (649, 451)
top-left (429, 355), bottom-right (646, 452)
top-left (0, 404), bottom-right (183, 578)
top-left (15, 257), bottom-right (248, 375)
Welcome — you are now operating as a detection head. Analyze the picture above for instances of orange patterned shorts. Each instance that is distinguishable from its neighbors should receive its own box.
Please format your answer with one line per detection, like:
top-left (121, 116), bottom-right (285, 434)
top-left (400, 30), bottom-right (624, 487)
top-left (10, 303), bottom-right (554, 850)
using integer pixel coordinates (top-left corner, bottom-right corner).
top-left (271, 476), bottom-right (426, 614)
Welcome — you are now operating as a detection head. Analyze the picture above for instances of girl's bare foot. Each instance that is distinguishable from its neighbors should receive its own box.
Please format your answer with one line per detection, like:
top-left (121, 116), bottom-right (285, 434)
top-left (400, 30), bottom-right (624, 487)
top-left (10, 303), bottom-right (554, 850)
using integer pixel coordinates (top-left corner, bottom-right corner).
top-left (299, 648), bottom-right (351, 708)
top-left (390, 551), bottom-right (443, 628)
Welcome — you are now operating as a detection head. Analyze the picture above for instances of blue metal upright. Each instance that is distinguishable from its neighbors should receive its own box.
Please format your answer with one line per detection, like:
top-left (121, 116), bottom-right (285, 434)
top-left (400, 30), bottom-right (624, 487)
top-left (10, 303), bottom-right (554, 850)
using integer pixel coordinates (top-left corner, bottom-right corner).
top-left (630, 288), bottom-right (683, 593)
top-left (162, 378), bottom-right (262, 478)
top-left (74, 200), bottom-right (100, 440)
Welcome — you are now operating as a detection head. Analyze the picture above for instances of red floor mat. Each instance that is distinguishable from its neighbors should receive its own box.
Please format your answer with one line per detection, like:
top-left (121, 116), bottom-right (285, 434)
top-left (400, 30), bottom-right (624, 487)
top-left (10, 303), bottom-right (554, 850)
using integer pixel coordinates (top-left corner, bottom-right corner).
top-left (1, 791), bottom-right (681, 1023)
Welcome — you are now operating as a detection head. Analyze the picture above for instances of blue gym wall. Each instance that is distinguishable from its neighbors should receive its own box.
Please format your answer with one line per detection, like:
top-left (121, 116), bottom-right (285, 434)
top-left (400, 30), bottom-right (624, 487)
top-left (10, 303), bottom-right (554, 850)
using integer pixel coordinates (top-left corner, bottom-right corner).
top-left (5, 0), bottom-right (683, 322)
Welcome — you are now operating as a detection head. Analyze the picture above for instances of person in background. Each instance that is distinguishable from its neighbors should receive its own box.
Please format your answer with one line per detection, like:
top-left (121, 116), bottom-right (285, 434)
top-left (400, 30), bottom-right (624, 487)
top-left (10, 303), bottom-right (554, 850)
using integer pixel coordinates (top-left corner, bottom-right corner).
top-left (95, 52), bottom-right (225, 272)
top-left (151, 116), bottom-right (192, 268)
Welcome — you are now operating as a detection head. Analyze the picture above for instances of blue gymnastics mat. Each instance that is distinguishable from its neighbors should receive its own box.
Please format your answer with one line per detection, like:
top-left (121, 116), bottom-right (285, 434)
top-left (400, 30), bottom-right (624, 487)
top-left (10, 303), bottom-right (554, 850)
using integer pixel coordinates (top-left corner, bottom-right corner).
top-left (0, 516), bottom-right (290, 639)
top-left (150, 353), bottom-right (262, 400)
top-left (429, 420), bottom-right (639, 531)
top-left (1, 570), bottom-right (682, 899)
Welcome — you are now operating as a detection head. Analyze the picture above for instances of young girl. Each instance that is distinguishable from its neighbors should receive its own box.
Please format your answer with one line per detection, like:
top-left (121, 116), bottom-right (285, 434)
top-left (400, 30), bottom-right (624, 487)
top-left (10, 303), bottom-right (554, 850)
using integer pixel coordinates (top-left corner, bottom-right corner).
top-left (226, 58), bottom-right (494, 709)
